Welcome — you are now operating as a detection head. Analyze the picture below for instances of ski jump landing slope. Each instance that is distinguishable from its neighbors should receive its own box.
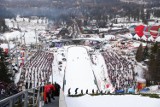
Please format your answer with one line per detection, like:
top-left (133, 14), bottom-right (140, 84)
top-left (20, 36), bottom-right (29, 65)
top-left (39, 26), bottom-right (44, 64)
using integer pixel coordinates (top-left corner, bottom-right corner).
top-left (64, 46), bottom-right (98, 95)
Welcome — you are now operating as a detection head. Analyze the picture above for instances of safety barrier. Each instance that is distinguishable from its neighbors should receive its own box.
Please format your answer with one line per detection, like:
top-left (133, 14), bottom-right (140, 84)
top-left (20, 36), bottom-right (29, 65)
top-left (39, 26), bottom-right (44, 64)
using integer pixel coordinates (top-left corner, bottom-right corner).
top-left (0, 87), bottom-right (42, 107)
top-left (59, 89), bottom-right (67, 107)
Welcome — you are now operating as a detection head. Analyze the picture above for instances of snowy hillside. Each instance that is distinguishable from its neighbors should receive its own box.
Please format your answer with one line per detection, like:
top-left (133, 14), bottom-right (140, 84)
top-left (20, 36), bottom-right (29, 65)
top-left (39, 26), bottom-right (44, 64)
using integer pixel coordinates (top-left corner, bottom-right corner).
top-left (65, 95), bottom-right (160, 107)
top-left (64, 46), bottom-right (98, 95)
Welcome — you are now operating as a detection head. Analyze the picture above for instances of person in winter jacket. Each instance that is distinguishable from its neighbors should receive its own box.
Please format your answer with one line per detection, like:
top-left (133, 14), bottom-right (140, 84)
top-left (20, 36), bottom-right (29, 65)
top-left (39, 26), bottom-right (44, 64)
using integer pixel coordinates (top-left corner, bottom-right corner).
top-left (44, 83), bottom-right (56, 104)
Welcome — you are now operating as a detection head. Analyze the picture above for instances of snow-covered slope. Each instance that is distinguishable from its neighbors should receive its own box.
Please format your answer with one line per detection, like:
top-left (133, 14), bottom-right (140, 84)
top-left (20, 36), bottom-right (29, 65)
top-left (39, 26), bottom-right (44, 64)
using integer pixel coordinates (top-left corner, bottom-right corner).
top-left (66, 95), bottom-right (160, 107)
top-left (64, 46), bottom-right (98, 95)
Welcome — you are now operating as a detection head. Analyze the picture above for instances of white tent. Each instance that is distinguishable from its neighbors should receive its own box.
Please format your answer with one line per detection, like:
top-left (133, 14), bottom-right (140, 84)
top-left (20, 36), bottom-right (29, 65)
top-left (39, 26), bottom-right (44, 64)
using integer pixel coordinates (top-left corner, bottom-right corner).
top-left (124, 33), bottom-right (133, 39)
top-left (141, 35), bottom-right (147, 41)
top-left (148, 36), bottom-right (154, 41)
top-left (155, 36), bottom-right (160, 42)
top-left (99, 28), bottom-right (109, 33)
top-left (132, 42), bottom-right (146, 48)
top-left (104, 35), bottom-right (115, 40)
top-left (129, 33), bottom-right (133, 38)
top-left (133, 34), bottom-right (140, 40)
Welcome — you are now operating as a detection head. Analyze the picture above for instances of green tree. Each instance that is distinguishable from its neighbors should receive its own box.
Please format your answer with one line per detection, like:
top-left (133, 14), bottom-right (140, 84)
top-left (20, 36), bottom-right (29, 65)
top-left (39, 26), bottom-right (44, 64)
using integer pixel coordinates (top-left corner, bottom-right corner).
top-left (148, 52), bottom-right (156, 82)
top-left (0, 18), bottom-right (8, 33)
top-left (0, 48), bottom-right (12, 83)
top-left (147, 43), bottom-right (160, 84)
top-left (135, 43), bottom-right (143, 62)
top-left (151, 42), bottom-right (158, 54)
top-left (146, 10), bottom-right (150, 20)
top-left (154, 9), bottom-right (160, 17)
top-left (155, 48), bottom-right (160, 82)
top-left (143, 45), bottom-right (149, 60)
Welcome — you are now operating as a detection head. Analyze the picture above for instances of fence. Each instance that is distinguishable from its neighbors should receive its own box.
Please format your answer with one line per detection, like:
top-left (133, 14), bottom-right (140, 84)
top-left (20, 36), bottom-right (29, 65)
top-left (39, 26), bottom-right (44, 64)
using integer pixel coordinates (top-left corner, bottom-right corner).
top-left (0, 87), bottom-right (42, 107)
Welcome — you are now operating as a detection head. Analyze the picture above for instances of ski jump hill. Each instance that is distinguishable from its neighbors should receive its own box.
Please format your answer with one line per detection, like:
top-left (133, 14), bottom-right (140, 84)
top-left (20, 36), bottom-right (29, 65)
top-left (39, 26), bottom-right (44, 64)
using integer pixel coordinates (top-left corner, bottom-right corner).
top-left (63, 46), bottom-right (99, 95)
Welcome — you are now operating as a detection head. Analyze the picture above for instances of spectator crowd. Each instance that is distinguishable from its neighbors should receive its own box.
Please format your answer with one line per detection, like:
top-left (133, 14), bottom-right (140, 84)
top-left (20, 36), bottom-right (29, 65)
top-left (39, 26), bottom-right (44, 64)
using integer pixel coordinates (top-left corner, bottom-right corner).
top-left (102, 50), bottom-right (136, 93)
top-left (0, 81), bottom-right (19, 100)
top-left (17, 51), bottom-right (54, 90)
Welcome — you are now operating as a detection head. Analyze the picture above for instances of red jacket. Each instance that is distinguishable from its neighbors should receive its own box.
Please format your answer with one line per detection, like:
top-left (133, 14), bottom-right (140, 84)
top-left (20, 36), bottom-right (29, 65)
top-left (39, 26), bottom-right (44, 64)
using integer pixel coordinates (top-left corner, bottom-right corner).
top-left (44, 84), bottom-right (56, 102)
top-left (48, 84), bottom-right (56, 91)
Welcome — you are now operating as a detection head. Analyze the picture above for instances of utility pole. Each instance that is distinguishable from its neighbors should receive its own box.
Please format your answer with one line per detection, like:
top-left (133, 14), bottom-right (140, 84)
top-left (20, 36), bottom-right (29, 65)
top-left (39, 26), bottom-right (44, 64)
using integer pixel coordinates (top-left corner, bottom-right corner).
top-left (52, 67), bottom-right (53, 84)
top-left (23, 32), bottom-right (26, 46)
top-left (16, 36), bottom-right (19, 72)
top-left (35, 29), bottom-right (38, 50)
top-left (7, 40), bottom-right (10, 59)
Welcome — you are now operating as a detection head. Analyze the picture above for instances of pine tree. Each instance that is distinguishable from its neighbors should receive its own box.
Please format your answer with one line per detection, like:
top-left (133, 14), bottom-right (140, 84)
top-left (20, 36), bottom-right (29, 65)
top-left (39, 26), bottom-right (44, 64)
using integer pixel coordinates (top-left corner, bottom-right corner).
top-left (0, 18), bottom-right (8, 33)
top-left (147, 43), bottom-right (160, 84)
top-left (151, 42), bottom-right (158, 54)
top-left (155, 48), bottom-right (160, 82)
top-left (143, 45), bottom-right (149, 60)
top-left (146, 10), bottom-right (150, 20)
top-left (135, 43), bottom-right (143, 62)
top-left (140, 8), bottom-right (146, 24)
top-left (0, 48), bottom-right (12, 83)
top-left (148, 53), bottom-right (156, 82)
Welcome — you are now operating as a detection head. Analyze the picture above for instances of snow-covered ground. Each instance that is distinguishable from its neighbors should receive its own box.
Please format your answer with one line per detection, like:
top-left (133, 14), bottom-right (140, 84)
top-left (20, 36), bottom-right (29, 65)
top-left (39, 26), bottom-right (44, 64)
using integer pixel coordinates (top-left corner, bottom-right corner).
top-left (134, 63), bottom-right (146, 83)
top-left (64, 46), bottom-right (98, 95)
top-left (50, 47), bottom-right (67, 87)
top-left (3, 30), bottom-right (39, 45)
top-left (1, 17), bottom-right (160, 106)
top-left (50, 46), bottom-right (160, 107)
top-left (65, 95), bottom-right (160, 107)
top-left (91, 51), bottom-right (114, 92)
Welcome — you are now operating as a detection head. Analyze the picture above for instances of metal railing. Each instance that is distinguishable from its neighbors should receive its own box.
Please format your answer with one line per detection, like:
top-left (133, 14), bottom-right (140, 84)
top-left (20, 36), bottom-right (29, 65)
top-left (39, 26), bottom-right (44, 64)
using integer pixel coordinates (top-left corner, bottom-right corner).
top-left (0, 87), bottom-right (43, 107)
top-left (0, 90), bottom-right (28, 107)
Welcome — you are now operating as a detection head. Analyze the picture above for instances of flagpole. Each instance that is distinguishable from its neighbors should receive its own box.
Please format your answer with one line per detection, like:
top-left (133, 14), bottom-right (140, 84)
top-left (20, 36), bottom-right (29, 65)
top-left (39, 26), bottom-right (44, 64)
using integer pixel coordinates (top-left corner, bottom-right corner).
top-left (52, 64), bottom-right (53, 84)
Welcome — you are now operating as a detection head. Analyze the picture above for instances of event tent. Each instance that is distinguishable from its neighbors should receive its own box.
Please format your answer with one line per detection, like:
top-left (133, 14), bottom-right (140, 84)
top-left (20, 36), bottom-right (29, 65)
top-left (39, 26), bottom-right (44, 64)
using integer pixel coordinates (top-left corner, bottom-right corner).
top-left (135, 25), bottom-right (145, 37)
top-left (149, 26), bottom-right (160, 39)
